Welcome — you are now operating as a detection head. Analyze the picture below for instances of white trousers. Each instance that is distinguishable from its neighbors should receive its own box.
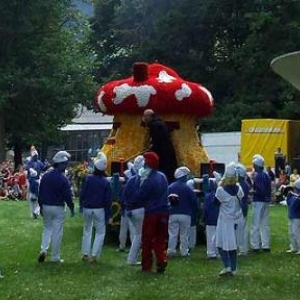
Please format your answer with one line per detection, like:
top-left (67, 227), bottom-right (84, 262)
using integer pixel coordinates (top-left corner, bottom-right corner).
top-left (27, 192), bottom-right (40, 217)
top-left (41, 205), bottom-right (65, 261)
top-left (288, 218), bottom-right (300, 252)
top-left (82, 208), bottom-right (106, 258)
top-left (168, 214), bottom-right (191, 256)
top-left (119, 215), bottom-right (132, 249)
top-left (236, 216), bottom-right (248, 253)
top-left (250, 202), bottom-right (270, 249)
top-left (127, 207), bottom-right (145, 263)
top-left (206, 225), bottom-right (218, 257)
top-left (188, 226), bottom-right (197, 249)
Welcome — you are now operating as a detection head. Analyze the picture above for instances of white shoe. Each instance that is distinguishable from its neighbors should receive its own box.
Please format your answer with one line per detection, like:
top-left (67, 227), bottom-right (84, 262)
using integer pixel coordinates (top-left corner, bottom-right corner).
top-left (116, 248), bottom-right (126, 252)
top-left (180, 253), bottom-right (190, 257)
top-left (127, 261), bottom-right (141, 266)
top-left (219, 267), bottom-right (232, 276)
top-left (286, 249), bottom-right (297, 253)
top-left (52, 259), bottom-right (64, 263)
top-left (167, 252), bottom-right (176, 258)
top-left (207, 256), bottom-right (218, 260)
top-left (0, 272), bottom-right (4, 279)
top-left (231, 270), bottom-right (237, 276)
top-left (89, 256), bottom-right (97, 263)
top-left (295, 251), bottom-right (300, 255)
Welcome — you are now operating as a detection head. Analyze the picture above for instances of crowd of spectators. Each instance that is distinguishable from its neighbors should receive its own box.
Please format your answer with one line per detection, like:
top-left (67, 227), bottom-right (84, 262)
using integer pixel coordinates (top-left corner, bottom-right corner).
top-left (0, 160), bottom-right (27, 201)
top-left (0, 146), bottom-right (52, 202)
top-left (269, 164), bottom-right (300, 204)
top-left (0, 155), bottom-right (78, 203)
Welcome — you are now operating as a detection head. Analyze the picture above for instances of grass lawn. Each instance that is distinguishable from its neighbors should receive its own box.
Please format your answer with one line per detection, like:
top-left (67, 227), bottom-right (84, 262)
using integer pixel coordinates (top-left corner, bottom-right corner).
top-left (0, 200), bottom-right (298, 300)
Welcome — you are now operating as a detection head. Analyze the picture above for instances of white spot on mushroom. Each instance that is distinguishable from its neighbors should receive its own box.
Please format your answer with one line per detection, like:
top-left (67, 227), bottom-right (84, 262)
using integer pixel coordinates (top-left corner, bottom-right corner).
top-left (199, 86), bottom-right (214, 105)
top-left (157, 71), bottom-right (177, 83)
top-left (175, 83), bottom-right (192, 101)
top-left (97, 91), bottom-right (107, 112)
top-left (113, 83), bottom-right (157, 107)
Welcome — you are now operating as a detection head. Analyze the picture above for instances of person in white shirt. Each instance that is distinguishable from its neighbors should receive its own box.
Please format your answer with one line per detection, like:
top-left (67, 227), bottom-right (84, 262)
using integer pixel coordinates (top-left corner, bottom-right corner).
top-left (215, 162), bottom-right (244, 276)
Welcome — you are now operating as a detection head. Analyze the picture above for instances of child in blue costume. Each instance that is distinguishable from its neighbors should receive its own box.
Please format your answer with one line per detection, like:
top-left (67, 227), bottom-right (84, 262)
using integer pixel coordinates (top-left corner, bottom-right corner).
top-left (28, 168), bottom-right (40, 218)
top-left (286, 178), bottom-right (300, 254)
top-left (203, 172), bottom-right (221, 259)
top-left (167, 167), bottom-right (198, 257)
top-left (236, 164), bottom-right (250, 255)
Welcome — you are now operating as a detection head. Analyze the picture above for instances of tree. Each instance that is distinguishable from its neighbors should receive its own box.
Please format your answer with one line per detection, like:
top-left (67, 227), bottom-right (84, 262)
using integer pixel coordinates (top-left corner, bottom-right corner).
top-left (0, 112), bottom-right (5, 161)
top-left (91, 0), bottom-right (173, 83)
top-left (90, 0), bottom-right (125, 83)
top-left (200, 0), bottom-right (300, 130)
top-left (0, 0), bottom-right (96, 165)
top-left (91, 0), bottom-right (300, 132)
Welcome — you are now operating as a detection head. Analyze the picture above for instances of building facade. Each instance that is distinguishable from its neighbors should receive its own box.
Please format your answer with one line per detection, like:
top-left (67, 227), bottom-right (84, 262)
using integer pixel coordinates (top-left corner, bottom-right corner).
top-left (60, 107), bottom-right (113, 163)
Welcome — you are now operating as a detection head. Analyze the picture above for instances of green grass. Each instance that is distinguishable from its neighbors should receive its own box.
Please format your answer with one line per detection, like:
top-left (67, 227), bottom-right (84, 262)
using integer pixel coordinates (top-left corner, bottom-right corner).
top-left (0, 200), bottom-right (297, 300)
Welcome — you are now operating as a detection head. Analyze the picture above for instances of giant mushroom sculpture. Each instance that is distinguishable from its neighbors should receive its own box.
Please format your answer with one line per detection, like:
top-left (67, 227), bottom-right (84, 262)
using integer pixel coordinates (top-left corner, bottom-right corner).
top-left (95, 62), bottom-right (214, 176)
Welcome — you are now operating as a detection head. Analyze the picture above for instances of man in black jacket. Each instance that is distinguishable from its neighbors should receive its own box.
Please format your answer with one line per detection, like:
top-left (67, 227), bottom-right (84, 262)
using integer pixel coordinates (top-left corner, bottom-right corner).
top-left (142, 109), bottom-right (177, 182)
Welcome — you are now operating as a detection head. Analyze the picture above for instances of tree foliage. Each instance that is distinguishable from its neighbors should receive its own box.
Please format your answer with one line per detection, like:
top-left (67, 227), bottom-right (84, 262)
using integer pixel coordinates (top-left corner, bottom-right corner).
top-left (1, 0), bottom-right (300, 162)
top-left (91, 0), bottom-right (300, 131)
top-left (0, 0), bottom-right (96, 159)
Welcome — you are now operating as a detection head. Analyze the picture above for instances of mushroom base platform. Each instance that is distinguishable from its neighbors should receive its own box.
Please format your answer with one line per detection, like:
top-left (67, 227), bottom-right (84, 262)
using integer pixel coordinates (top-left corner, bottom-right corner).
top-left (100, 113), bottom-right (209, 177)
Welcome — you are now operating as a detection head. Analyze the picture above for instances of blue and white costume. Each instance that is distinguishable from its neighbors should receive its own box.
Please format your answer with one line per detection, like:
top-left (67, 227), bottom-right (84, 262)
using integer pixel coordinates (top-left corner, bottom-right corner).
top-left (38, 151), bottom-right (74, 263)
top-left (286, 178), bottom-right (300, 253)
top-left (80, 153), bottom-right (112, 262)
top-left (203, 181), bottom-right (220, 258)
top-left (122, 155), bottom-right (145, 264)
top-left (25, 150), bottom-right (46, 218)
top-left (236, 164), bottom-right (250, 255)
top-left (167, 167), bottom-right (198, 257)
top-left (250, 154), bottom-right (271, 251)
top-left (28, 168), bottom-right (40, 218)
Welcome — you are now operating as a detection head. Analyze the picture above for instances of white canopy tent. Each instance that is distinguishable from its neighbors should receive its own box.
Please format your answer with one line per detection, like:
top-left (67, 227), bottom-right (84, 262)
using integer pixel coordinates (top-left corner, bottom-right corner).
top-left (271, 51), bottom-right (300, 92)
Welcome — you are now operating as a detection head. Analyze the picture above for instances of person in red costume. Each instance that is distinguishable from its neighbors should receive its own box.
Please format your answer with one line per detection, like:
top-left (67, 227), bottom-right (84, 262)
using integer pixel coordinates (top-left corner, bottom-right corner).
top-left (135, 151), bottom-right (170, 273)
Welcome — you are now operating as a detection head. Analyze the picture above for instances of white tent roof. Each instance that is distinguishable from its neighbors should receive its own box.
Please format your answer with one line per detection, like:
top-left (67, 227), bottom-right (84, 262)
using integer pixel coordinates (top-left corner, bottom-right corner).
top-left (61, 124), bottom-right (112, 131)
top-left (61, 106), bottom-right (113, 131)
top-left (271, 51), bottom-right (300, 92)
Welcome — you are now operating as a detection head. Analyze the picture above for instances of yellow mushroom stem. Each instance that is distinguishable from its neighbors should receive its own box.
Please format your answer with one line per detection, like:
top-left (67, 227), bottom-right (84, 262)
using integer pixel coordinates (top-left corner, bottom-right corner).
top-left (100, 113), bottom-right (209, 177)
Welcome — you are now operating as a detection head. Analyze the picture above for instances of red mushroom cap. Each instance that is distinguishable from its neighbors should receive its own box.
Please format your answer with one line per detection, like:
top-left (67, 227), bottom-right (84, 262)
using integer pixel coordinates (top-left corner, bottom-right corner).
top-left (95, 62), bottom-right (214, 117)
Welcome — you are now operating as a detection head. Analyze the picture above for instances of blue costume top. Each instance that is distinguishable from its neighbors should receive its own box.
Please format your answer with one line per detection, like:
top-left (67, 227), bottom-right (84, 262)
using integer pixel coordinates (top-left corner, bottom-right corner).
top-left (238, 180), bottom-right (250, 217)
top-left (168, 179), bottom-right (198, 218)
top-left (26, 159), bottom-right (46, 178)
top-left (110, 173), bottom-right (125, 215)
top-left (122, 175), bottom-right (144, 211)
top-left (136, 170), bottom-right (169, 214)
top-left (252, 170), bottom-right (271, 202)
top-left (28, 177), bottom-right (39, 197)
top-left (80, 174), bottom-right (112, 222)
top-left (203, 192), bottom-right (219, 226)
top-left (286, 192), bottom-right (300, 219)
top-left (38, 168), bottom-right (73, 211)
